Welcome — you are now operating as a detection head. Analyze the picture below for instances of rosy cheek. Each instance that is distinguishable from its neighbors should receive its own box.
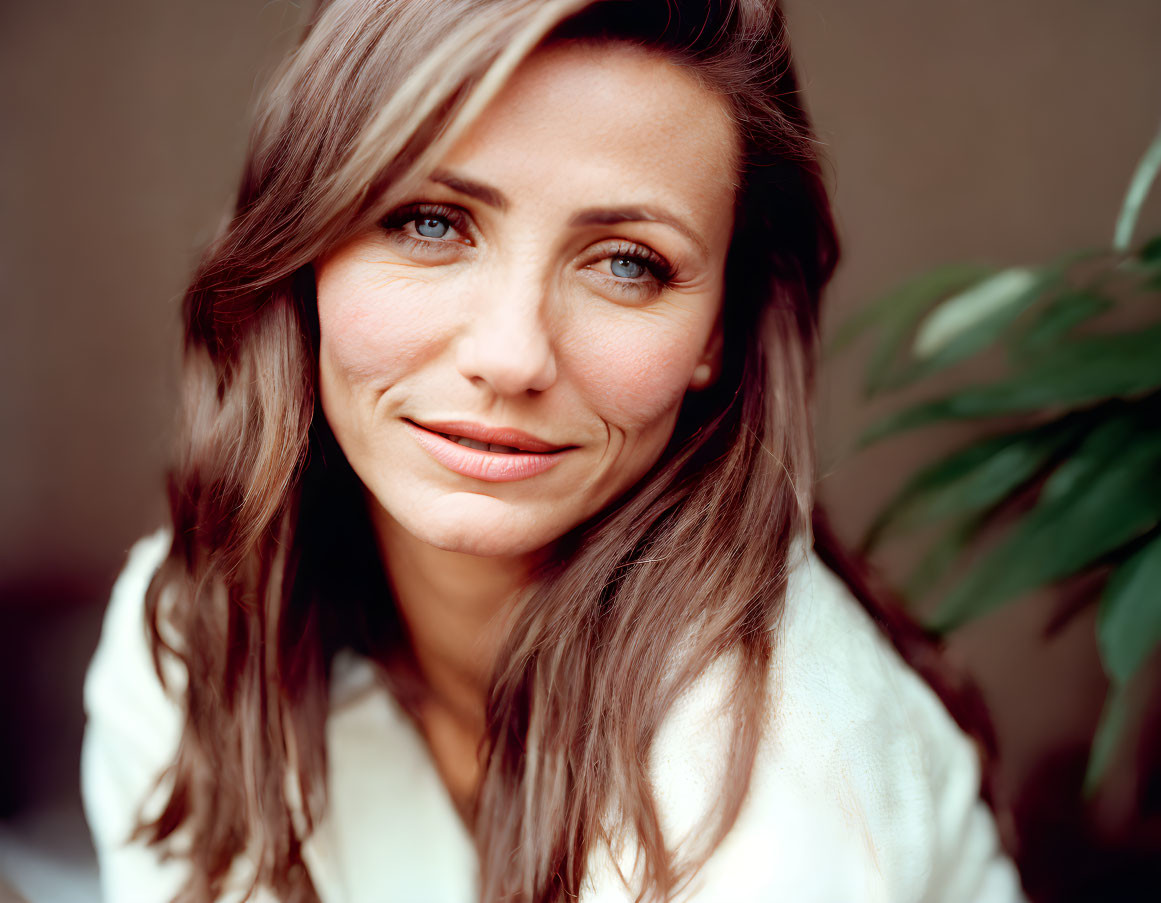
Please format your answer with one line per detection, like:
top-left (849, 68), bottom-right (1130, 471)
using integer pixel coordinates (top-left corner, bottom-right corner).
top-left (564, 316), bottom-right (705, 430)
top-left (317, 265), bottom-right (450, 386)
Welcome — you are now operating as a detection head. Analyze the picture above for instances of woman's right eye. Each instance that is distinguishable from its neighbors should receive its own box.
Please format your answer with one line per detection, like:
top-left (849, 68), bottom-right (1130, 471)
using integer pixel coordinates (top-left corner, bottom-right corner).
top-left (380, 204), bottom-right (471, 252)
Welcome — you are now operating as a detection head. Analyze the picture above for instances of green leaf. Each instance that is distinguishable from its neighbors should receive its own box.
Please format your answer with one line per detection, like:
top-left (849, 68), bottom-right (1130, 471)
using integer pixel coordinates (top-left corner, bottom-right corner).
top-left (874, 268), bottom-right (1057, 391)
top-left (863, 419), bottom-right (1083, 549)
top-left (1113, 120), bottom-right (1161, 253)
top-left (1084, 684), bottom-right (1132, 795)
top-left (903, 514), bottom-right (987, 603)
top-left (860, 322), bottom-right (1161, 446)
top-left (1097, 532), bottom-right (1161, 685)
top-left (1011, 289), bottom-right (1115, 357)
top-left (913, 268), bottom-right (1043, 358)
top-left (1141, 235), bottom-right (1161, 265)
top-left (1136, 234), bottom-right (1161, 292)
top-left (828, 265), bottom-right (994, 397)
top-left (828, 264), bottom-right (991, 353)
top-left (927, 414), bottom-right (1161, 632)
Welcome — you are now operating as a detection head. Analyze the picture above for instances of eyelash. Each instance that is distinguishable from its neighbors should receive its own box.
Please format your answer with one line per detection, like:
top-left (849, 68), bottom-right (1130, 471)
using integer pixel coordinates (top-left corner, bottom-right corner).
top-left (586, 240), bottom-right (676, 289)
top-left (378, 203), bottom-right (677, 296)
top-left (379, 203), bottom-right (470, 251)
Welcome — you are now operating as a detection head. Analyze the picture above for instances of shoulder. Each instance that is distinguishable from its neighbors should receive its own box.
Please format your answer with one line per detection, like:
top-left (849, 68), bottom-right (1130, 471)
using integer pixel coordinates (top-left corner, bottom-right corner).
top-left (755, 550), bottom-right (1023, 899)
top-left (81, 530), bottom-right (191, 901)
top-left (84, 529), bottom-right (184, 732)
top-left (85, 530), bottom-right (176, 691)
top-left (83, 529), bottom-right (183, 774)
top-left (82, 532), bottom-right (278, 903)
top-left (589, 548), bottom-right (1027, 902)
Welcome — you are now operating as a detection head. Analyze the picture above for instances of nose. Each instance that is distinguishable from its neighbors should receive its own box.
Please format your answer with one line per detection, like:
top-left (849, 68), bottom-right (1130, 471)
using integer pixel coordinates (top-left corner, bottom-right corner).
top-left (455, 271), bottom-right (558, 396)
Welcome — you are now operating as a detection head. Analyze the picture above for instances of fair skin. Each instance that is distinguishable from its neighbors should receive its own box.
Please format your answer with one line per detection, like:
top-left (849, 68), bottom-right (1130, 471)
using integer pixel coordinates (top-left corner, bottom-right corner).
top-left (315, 43), bottom-right (739, 811)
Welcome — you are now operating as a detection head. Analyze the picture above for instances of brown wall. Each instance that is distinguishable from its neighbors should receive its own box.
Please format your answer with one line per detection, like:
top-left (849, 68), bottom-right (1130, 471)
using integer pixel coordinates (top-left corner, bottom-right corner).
top-left (0, 0), bottom-right (308, 588)
top-left (2, 0), bottom-right (1159, 890)
top-left (791, 0), bottom-right (1161, 749)
top-left (790, 2), bottom-right (1161, 893)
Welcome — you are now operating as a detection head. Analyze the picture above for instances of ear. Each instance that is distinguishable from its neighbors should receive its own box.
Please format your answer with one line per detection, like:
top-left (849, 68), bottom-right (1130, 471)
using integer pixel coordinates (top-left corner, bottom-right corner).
top-left (689, 321), bottom-right (724, 391)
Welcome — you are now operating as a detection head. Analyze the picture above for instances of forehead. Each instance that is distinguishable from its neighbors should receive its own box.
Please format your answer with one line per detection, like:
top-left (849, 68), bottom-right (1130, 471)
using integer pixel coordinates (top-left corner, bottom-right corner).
top-left (437, 41), bottom-right (739, 224)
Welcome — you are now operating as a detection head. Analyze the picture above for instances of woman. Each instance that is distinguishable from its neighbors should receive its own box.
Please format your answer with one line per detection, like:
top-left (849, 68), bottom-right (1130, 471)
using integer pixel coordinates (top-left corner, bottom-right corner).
top-left (82, 1), bottom-right (1027, 901)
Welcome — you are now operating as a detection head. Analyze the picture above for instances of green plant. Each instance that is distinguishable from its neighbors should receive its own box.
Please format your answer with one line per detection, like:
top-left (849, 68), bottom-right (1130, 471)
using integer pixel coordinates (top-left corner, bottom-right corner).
top-left (833, 123), bottom-right (1161, 790)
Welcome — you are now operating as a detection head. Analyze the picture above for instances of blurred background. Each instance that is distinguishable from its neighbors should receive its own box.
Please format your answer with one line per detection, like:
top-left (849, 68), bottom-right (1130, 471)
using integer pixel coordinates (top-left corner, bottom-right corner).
top-left (1, 0), bottom-right (1158, 900)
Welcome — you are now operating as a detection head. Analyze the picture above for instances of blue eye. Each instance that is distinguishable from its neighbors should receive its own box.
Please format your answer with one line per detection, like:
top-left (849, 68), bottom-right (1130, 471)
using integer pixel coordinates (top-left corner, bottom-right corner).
top-left (415, 216), bottom-right (451, 238)
top-left (610, 256), bottom-right (646, 279)
top-left (380, 204), bottom-right (465, 244)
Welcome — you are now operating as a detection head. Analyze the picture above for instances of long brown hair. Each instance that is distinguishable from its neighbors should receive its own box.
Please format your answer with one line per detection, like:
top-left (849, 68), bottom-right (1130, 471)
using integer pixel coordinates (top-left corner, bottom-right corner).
top-left (141, 1), bottom-right (863, 901)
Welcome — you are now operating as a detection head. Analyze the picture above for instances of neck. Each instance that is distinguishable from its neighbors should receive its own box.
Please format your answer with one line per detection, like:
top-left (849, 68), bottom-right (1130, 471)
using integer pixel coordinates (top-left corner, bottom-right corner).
top-left (373, 510), bottom-right (538, 730)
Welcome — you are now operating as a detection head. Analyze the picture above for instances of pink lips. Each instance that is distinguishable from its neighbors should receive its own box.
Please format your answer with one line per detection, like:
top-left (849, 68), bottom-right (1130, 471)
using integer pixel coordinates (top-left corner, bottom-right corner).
top-left (403, 419), bottom-right (572, 482)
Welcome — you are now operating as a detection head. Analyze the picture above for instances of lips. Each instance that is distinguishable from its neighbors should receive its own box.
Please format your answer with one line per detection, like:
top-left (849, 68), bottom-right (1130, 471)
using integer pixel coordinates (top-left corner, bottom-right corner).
top-left (403, 419), bottom-right (573, 482)
top-left (439, 434), bottom-right (524, 454)
top-left (410, 420), bottom-right (568, 453)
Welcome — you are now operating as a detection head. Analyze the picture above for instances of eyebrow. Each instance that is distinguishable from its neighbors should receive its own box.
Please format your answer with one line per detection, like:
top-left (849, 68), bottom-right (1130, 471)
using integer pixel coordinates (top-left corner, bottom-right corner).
top-left (430, 170), bottom-right (508, 210)
top-left (429, 170), bottom-right (707, 255)
top-left (570, 207), bottom-right (708, 256)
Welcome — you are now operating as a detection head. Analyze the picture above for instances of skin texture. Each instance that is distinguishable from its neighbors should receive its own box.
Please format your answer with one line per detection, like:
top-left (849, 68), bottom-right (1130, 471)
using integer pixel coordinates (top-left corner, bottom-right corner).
top-left (315, 42), bottom-right (739, 810)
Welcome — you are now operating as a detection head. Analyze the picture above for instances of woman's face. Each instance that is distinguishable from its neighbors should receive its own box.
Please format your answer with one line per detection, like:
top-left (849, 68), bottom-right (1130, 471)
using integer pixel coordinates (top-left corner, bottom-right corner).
top-left (316, 42), bottom-right (738, 558)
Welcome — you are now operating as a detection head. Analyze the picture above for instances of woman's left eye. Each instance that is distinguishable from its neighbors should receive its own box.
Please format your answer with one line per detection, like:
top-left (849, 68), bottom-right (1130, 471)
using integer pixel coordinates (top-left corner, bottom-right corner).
top-left (609, 256), bottom-right (647, 279)
top-left (586, 242), bottom-right (675, 297)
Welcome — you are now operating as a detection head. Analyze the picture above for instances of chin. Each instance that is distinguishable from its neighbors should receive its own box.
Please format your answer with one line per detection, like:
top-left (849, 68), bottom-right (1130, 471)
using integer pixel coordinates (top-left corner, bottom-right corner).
top-left (424, 526), bottom-right (543, 559)
top-left (395, 493), bottom-right (569, 559)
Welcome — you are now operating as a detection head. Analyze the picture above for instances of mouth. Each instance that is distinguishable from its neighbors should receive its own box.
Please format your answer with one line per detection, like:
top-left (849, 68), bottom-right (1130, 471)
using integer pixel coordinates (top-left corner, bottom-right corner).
top-left (435, 432), bottom-right (536, 455)
top-left (403, 419), bottom-right (574, 482)
top-left (407, 419), bottom-right (571, 454)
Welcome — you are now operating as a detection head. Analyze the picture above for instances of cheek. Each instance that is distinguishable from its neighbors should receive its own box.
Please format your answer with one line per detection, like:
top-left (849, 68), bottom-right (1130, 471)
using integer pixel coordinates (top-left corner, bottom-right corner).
top-left (316, 265), bottom-right (449, 386)
top-left (564, 314), bottom-right (708, 431)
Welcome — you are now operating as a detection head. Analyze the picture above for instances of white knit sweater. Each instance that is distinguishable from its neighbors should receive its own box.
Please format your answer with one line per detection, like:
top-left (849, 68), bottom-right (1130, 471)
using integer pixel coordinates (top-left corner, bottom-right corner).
top-left (82, 531), bottom-right (1027, 902)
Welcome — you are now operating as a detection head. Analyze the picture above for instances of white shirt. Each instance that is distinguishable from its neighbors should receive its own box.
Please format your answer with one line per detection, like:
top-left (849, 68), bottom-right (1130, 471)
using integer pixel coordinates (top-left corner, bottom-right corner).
top-left (82, 531), bottom-right (1027, 902)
